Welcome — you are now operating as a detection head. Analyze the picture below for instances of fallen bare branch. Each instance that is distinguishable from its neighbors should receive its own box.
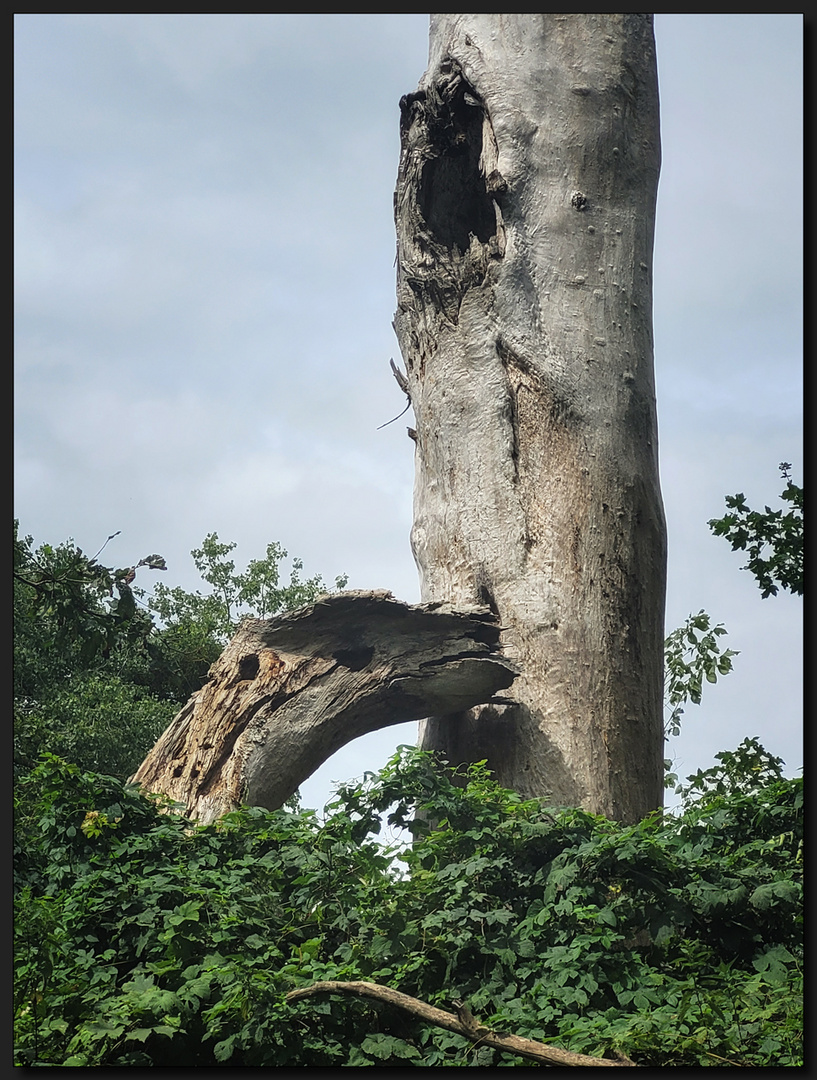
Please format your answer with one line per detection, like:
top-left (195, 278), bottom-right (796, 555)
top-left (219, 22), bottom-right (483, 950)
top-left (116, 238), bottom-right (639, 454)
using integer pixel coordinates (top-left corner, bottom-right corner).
top-left (285, 980), bottom-right (637, 1067)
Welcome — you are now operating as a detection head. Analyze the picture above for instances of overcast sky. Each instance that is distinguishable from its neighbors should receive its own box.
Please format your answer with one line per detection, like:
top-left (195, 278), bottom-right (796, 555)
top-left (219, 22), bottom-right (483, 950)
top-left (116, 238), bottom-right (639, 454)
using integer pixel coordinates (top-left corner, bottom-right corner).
top-left (14, 14), bottom-right (802, 812)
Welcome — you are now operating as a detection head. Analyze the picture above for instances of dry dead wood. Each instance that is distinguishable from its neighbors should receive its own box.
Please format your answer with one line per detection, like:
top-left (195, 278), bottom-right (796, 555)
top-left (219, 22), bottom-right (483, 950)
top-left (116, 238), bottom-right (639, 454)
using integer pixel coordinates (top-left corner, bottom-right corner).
top-left (285, 980), bottom-right (637, 1067)
top-left (130, 590), bottom-right (516, 825)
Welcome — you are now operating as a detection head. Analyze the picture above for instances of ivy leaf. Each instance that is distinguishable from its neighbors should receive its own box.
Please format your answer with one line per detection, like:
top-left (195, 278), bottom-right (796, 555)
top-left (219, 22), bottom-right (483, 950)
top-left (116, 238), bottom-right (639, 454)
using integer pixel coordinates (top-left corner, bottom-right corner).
top-left (749, 880), bottom-right (800, 911)
top-left (360, 1034), bottom-right (421, 1061)
top-left (126, 1027), bottom-right (156, 1044)
top-left (752, 945), bottom-right (797, 986)
top-left (214, 1035), bottom-right (237, 1062)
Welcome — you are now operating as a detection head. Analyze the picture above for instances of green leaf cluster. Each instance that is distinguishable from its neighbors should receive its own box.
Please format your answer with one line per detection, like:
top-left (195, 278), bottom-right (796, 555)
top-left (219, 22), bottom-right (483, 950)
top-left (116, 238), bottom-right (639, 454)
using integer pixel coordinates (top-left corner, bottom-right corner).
top-left (13, 522), bottom-right (163, 697)
top-left (708, 463), bottom-right (803, 598)
top-left (662, 611), bottom-right (738, 753)
top-left (14, 523), bottom-right (176, 779)
top-left (149, 532), bottom-right (348, 644)
top-left (14, 744), bottom-right (802, 1067)
top-left (14, 524), bottom-right (346, 781)
top-left (663, 461), bottom-right (801, 777)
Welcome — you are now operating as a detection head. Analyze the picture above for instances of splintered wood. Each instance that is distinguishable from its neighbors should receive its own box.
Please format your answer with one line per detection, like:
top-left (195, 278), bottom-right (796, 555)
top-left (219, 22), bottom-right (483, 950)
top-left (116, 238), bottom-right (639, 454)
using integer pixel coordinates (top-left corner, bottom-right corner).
top-left (130, 590), bottom-right (516, 824)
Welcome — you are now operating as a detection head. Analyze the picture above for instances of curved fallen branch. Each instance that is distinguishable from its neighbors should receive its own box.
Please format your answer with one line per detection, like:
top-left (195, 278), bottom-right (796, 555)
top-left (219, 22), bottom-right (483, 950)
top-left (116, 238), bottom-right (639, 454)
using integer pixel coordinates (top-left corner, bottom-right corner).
top-left (131, 590), bottom-right (516, 825)
top-left (285, 980), bottom-right (637, 1067)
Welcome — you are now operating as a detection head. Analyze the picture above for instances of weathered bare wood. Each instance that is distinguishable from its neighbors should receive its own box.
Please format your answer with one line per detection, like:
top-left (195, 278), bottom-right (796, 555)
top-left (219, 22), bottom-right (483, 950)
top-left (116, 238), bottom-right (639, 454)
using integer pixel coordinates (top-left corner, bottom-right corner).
top-left (393, 15), bottom-right (666, 822)
top-left (285, 980), bottom-right (637, 1067)
top-left (130, 590), bottom-right (516, 825)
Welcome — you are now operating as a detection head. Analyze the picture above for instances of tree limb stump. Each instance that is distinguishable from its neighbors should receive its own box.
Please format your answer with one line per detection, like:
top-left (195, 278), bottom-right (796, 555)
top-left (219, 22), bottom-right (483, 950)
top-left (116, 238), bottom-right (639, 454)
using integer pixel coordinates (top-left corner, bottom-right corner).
top-left (285, 980), bottom-right (637, 1067)
top-left (130, 590), bottom-right (516, 824)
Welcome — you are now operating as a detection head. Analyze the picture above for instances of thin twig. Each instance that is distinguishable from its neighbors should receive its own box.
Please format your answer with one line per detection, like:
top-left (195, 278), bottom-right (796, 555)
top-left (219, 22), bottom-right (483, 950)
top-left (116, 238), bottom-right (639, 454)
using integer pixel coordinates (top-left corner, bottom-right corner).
top-left (377, 358), bottom-right (412, 429)
top-left (91, 531), bottom-right (121, 562)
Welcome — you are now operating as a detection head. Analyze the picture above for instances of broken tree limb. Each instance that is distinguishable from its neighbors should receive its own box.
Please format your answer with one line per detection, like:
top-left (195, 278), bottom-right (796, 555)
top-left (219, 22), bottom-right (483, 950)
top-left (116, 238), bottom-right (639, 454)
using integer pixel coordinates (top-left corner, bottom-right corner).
top-left (285, 981), bottom-right (637, 1067)
top-left (130, 590), bottom-right (516, 825)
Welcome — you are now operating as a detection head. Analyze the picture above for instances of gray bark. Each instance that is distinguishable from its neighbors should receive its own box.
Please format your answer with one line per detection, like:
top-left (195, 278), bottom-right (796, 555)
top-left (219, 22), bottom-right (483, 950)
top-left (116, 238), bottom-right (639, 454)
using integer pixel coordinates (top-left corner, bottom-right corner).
top-left (393, 14), bottom-right (666, 822)
top-left (130, 591), bottom-right (516, 825)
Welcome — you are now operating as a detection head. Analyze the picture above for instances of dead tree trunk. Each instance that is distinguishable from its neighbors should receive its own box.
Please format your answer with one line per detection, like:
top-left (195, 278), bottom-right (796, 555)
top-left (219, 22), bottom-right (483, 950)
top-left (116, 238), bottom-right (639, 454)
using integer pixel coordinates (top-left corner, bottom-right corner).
top-left (393, 14), bottom-right (666, 822)
top-left (130, 591), bottom-right (515, 825)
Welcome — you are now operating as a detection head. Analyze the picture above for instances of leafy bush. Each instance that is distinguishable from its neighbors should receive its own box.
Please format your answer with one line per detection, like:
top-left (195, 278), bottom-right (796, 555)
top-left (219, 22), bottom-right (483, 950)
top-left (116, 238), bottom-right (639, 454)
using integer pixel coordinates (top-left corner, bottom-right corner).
top-left (14, 524), bottom-right (347, 779)
top-left (14, 744), bottom-right (802, 1067)
top-left (14, 674), bottom-right (176, 781)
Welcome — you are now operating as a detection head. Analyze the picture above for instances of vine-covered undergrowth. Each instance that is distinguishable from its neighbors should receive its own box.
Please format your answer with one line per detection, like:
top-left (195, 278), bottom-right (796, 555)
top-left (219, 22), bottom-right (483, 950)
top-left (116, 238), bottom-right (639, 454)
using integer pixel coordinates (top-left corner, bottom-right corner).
top-left (14, 740), bottom-right (802, 1067)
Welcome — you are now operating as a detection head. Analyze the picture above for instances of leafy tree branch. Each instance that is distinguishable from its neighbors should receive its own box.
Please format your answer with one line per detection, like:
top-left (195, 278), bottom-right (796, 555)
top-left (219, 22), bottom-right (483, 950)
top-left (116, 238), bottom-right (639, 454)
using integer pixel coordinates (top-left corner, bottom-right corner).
top-left (708, 463), bottom-right (803, 598)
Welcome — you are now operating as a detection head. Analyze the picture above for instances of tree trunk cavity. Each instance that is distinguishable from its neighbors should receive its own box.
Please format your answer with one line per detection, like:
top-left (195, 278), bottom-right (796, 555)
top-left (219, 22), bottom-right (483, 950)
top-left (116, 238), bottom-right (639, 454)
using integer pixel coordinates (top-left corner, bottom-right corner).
top-left (130, 591), bottom-right (516, 825)
top-left (393, 14), bottom-right (666, 823)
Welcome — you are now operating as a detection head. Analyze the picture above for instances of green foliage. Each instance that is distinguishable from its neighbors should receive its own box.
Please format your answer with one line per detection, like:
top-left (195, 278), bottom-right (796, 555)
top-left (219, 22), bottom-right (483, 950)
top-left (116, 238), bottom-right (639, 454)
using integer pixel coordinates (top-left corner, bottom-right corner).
top-left (662, 461), bottom-right (802, 780)
top-left (675, 737), bottom-right (788, 804)
top-left (14, 674), bottom-right (176, 780)
top-left (13, 522), bottom-right (165, 699)
top-left (149, 532), bottom-right (348, 643)
top-left (14, 524), bottom-right (348, 780)
top-left (663, 612), bottom-right (738, 739)
top-left (662, 462), bottom-right (802, 780)
top-left (14, 746), bottom-right (802, 1067)
top-left (14, 524), bottom-right (175, 779)
top-left (13, 472), bottom-right (801, 1066)
top-left (708, 463), bottom-right (803, 598)
top-left (661, 612), bottom-right (738, 789)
